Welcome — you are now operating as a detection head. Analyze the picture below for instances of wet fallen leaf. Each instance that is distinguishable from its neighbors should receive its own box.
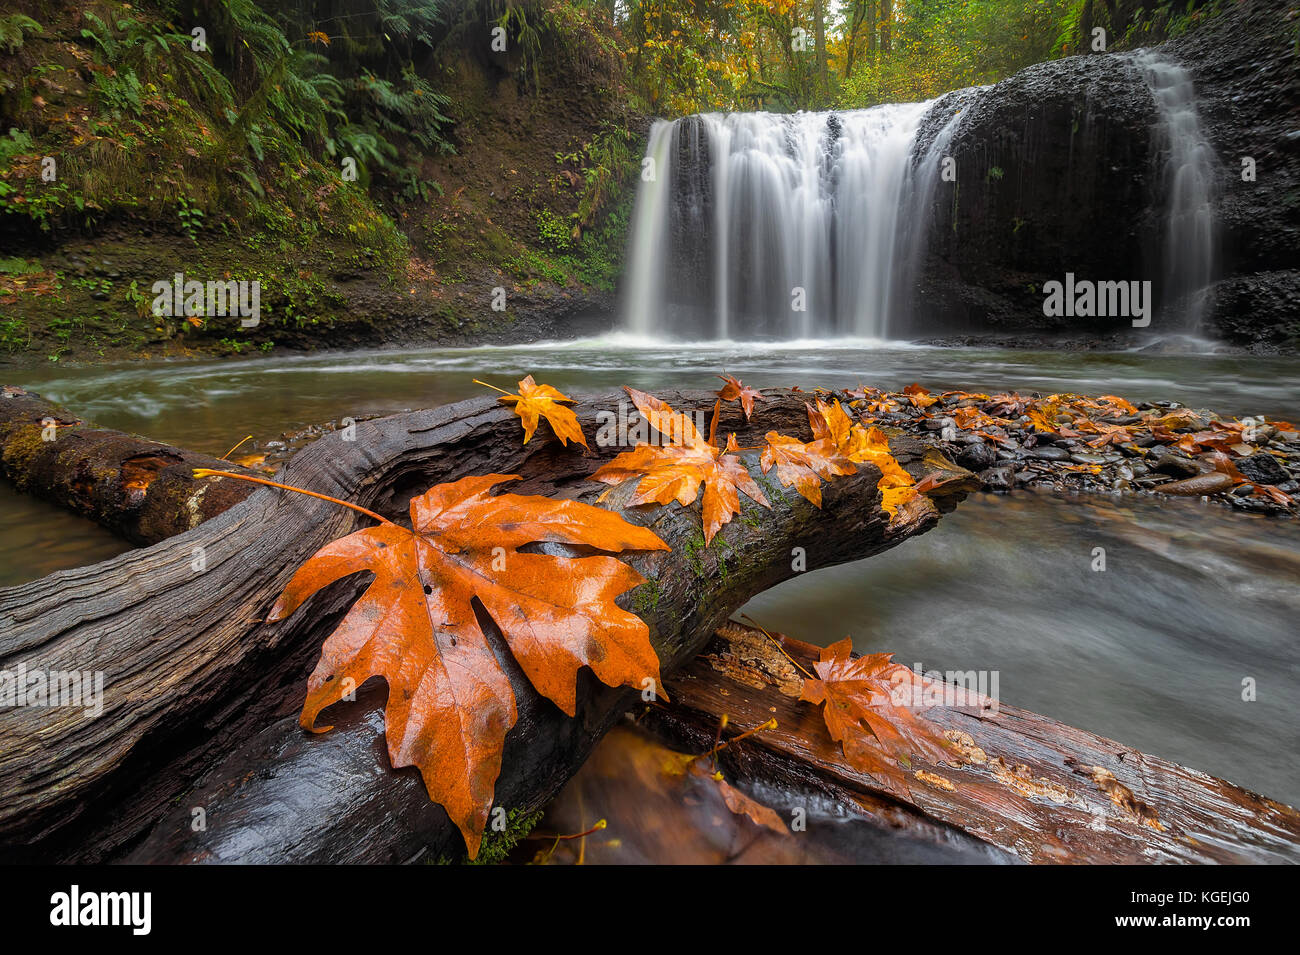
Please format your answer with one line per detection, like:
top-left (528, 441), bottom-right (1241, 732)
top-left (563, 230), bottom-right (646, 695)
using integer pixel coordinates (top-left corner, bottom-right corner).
top-left (902, 383), bottom-right (939, 409)
top-left (759, 422), bottom-right (855, 508)
top-left (269, 473), bottom-right (668, 857)
top-left (814, 400), bottom-right (918, 517)
top-left (799, 638), bottom-right (952, 797)
top-left (702, 764), bottom-right (787, 834)
top-left (489, 374), bottom-right (587, 448)
top-left (716, 374), bottom-right (764, 420)
top-left (592, 387), bottom-right (769, 544)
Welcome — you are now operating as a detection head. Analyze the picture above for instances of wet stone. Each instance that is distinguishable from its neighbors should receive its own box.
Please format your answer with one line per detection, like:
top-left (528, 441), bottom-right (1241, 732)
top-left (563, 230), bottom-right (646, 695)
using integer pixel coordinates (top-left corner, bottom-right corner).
top-left (1150, 450), bottom-right (1201, 478)
top-left (1031, 446), bottom-right (1072, 461)
top-left (958, 443), bottom-right (998, 471)
top-left (1237, 452), bottom-right (1288, 485)
top-left (980, 465), bottom-right (1017, 492)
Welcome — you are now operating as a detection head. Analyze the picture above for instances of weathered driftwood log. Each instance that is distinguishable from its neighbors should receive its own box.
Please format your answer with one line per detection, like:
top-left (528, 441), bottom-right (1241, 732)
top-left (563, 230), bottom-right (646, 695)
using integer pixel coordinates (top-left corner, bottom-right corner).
top-left (642, 623), bottom-right (1300, 864)
top-left (0, 388), bottom-right (967, 863)
top-left (0, 386), bottom-right (256, 544)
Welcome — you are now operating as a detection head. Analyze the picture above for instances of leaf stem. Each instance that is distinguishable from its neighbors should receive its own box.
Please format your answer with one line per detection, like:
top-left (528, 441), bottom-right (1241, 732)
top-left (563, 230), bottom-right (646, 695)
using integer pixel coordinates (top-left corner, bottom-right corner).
top-left (220, 434), bottom-right (254, 461)
top-left (739, 614), bottom-right (817, 681)
top-left (526, 819), bottom-right (608, 842)
top-left (192, 469), bottom-right (394, 526)
top-left (711, 717), bottom-right (777, 756)
top-left (474, 378), bottom-right (514, 397)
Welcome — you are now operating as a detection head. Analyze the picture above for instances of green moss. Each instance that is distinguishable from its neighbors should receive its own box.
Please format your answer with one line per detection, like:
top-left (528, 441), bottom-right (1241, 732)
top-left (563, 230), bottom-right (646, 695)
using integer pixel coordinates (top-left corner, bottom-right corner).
top-left (1, 423), bottom-right (49, 475)
top-left (715, 536), bottom-right (735, 585)
top-left (682, 530), bottom-right (707, 579)
top-left (631, 576), bottom-right (663, 616)
top-left (431, 807), bottom-right (543, 865)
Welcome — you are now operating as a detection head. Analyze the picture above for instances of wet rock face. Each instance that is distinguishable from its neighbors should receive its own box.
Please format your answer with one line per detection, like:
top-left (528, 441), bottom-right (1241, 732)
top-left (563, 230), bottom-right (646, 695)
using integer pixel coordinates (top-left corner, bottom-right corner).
top-left (910, 53), bottom-right (1158, 337)
top-left (907, 0), bottom-right (1299, 350)
top-left (1167, 0), bottom-right (1300, 281)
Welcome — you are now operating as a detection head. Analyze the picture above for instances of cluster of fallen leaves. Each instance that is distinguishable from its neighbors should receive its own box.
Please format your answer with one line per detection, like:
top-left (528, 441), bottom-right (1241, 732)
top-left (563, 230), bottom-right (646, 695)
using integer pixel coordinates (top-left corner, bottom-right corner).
top-left (0, 269), bottom-right (61, 302)
top-left (483, 374), bottom-right (924, 544)
top-left (585, 377), bottom-right (922, 543)
top-left (592, 386), bottom-right (771, 544)
top-left (761, 398), bottom-right (919, 516)
top-left (848, 383), bottom-right (1296, 507)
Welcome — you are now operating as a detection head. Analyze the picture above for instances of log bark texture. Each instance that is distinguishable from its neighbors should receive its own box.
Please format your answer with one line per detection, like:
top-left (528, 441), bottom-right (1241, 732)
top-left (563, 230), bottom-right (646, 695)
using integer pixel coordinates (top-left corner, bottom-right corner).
top-left (644, 623), bottom-right (1300, 864)
top-left (0, 386), bottom-right (256, 544)
top-left (0, 388), bottom-right (964, 863)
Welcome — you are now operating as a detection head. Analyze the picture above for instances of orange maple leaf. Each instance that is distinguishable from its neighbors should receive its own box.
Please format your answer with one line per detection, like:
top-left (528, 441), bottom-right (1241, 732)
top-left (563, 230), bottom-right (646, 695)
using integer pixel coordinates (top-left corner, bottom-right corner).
top-left (696, 763), bottom-right (787, 834)
top-left (806, 399), bottom-right (918, 518)
top-left (654, 726), bottom-right (787, 834)
top-left (759, 400), bottom-right (865, 507)
top-left (799, 638), bottom-right (952, 797)
top-left (902, 382), bottom-right (939, 409)
top-left (716, 374), bottom-right (764, 420)
top-left (268, 473), bottom-right (668, 857)
top-left (592, 387), bottom-right (769, 544)
top-left (759, 431), bottom-right (855, 507)
top-left (485, 375), bottom-right (588, 448)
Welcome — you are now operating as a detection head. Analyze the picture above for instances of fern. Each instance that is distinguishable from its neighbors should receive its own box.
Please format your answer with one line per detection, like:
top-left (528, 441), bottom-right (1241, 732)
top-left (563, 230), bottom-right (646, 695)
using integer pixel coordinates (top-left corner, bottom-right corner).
top-left (358, 68), bottom-right (454, 155)
top-left (1052, 0), bottom-right (1089, 56)
top-left (0, 13), bottom-right (42, 54)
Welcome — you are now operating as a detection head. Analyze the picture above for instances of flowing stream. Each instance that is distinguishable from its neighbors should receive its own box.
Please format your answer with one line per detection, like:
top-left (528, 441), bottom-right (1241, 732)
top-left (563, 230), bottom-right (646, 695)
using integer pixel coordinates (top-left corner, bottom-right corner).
top-left (3, 341), bottom-right (1297, 805)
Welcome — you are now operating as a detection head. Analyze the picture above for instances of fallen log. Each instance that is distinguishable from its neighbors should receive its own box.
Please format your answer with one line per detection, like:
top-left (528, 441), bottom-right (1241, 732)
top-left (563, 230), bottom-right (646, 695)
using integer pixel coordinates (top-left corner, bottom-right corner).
top-left (0, 387), bottom-right (967, 863)
top-left (532, 722), bottom-right (1017, 864)
top-left (0, 386), bottom-right (256, 544)
top-left (640, 623), bottom-right (1300, 864)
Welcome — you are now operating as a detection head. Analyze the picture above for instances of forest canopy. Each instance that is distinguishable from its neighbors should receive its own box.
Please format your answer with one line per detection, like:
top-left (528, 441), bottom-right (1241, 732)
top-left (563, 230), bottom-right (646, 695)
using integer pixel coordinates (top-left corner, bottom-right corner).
top-left (619, 0), bottom-right (1223, 113)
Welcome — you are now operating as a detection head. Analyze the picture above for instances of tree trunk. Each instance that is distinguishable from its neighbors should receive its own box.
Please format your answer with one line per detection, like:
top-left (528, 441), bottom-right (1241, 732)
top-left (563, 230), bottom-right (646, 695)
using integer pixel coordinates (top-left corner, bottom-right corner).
top-left (0, 386), bottom-right (256, 544)
top-left (813, 0), bottom-right (829, 97)
top-left (644, 624), bottom-right (1300, 864)
top-left (844, 0), bottom-right (870, 79)
top-left (0, 388), bottom-right (969, 863)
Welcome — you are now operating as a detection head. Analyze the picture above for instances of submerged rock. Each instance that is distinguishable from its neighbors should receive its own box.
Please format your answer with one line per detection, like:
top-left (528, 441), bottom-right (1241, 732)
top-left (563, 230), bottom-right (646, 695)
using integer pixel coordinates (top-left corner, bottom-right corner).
top-left (980, 464), bottom-right (1018, 492)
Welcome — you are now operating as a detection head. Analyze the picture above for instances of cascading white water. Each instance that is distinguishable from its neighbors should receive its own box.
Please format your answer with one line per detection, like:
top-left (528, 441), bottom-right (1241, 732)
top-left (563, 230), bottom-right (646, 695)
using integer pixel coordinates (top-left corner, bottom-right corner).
top-left (1137, 53), bottom-right (1217, 330)
top-left (623, 104), bottom-right (931, 341)
top-left (624, 59), bottom-right (1217, 342)
top-left (623, 121), bottom-right (676, 339)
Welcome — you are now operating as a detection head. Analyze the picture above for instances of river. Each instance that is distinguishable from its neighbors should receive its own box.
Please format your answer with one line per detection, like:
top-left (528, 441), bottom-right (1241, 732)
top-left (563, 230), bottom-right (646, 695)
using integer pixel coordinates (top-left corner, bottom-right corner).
top-left (3, 338), bottom-right (1298, 805)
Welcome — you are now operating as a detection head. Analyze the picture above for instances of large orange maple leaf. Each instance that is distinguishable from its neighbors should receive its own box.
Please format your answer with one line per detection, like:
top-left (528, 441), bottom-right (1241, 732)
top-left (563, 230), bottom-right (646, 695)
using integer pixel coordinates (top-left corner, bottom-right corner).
top-left (592, 387), bottom-right (769, 544)
top-left (800, 638), bottom-right (952, 797)
top-left (268, 473), bottom-right (668, 857)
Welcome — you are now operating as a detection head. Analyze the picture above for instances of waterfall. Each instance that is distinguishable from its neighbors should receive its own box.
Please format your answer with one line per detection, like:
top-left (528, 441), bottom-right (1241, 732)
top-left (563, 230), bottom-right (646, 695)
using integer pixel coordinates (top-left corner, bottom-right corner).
top-left (622, 57), bottom-right (1218, 342)
top-left (622, 105), bottom-right (930, 341)
top-left (1136, 53), bottom-right (1217, 331)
